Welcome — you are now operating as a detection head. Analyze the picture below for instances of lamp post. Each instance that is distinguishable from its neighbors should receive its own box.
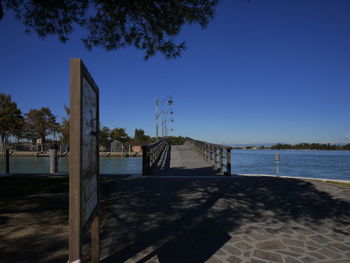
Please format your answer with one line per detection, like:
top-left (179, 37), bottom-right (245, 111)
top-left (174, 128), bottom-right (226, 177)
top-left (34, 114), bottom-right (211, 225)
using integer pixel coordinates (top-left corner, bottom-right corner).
top-left (160, 109), bottom-right (174, 138)
top-left (155, 96), bottom-right (173, 140)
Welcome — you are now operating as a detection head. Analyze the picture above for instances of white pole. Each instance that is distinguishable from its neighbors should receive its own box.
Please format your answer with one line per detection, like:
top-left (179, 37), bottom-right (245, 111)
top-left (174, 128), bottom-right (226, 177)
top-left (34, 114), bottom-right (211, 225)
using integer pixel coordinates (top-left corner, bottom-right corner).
top-left (155, 98), bottom-right (158, 140)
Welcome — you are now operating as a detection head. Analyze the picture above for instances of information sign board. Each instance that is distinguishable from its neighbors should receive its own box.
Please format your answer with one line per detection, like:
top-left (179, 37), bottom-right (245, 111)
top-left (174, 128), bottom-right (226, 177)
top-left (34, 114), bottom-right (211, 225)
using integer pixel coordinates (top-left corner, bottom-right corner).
top-left (69, 58), bottom-right (100, 263)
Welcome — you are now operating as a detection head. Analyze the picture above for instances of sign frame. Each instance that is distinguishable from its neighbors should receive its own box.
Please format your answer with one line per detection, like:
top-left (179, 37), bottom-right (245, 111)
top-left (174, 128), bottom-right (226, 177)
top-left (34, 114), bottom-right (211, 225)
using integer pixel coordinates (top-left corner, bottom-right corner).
top-left (69, 58), bottom-right (100, 263)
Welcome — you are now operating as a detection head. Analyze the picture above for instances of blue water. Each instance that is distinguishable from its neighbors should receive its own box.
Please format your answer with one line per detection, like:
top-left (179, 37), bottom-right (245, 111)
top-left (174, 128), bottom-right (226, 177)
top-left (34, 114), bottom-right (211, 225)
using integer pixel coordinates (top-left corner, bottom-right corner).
top-left (1, 150), bottom-right (350, 180)
top-left (232, 150), bottom-right (350, 180)
top-left (0, 156), bottom-right (142, 175)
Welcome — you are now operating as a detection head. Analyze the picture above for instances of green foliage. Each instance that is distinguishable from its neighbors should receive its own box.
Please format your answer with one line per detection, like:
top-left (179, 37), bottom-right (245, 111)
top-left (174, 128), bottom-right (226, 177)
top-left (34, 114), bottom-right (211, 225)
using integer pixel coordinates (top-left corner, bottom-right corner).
top-left (270, 143), bottom-right (348, 150)
top-left (0, 0), bottom-right (218, 59)
top-left (25, 107), bottom-right (60, 146)
top-left (134, 129), bottom-right (145, 143)
top-left (99, 126), bottom-right (111, 148)
top-left (110, 128), bottom-right (128, 142)
top-left (0, 93), bottom-right (24, 148)
top-left (60, 105), bottom-right (70, 145)
top-left (166, 136), bottom-right (186, 145)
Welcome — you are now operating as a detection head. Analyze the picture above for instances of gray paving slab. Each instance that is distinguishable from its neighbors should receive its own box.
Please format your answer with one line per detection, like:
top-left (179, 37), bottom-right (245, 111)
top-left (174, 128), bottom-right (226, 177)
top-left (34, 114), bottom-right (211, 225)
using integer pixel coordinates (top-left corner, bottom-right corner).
top-left (100, 176), bottom-right (350, 263)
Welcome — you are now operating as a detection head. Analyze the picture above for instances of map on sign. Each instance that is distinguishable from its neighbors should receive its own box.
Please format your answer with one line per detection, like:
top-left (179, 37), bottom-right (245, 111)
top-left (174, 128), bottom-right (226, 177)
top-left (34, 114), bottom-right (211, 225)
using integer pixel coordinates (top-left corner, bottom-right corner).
top-left (81, 77), bottom-right (98, 225)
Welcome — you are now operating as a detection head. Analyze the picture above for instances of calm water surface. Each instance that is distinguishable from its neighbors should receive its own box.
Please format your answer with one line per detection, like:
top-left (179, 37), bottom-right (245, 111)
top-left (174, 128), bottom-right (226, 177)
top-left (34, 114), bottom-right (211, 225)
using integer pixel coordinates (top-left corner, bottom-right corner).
top-left (232, 150), bottom-right (350, 180)
top-left (1, 150), bottom-right (350, 180)
top-left (0, 156), bottom-right (142, 175)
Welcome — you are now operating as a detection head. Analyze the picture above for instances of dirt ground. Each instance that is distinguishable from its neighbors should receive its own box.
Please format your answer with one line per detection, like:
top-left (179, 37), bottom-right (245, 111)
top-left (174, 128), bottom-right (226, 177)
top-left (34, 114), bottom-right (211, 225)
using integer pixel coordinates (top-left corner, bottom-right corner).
top-left (0, 175), bottom-right (69, 263)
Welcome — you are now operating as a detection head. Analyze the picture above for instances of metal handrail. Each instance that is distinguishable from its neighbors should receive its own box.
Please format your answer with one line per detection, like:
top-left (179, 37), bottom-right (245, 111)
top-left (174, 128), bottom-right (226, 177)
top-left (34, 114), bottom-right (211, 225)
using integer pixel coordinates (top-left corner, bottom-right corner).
top-left (185, 137), bottom-right (232, 175)
top-left (142, 138), bottom-right (168, 175)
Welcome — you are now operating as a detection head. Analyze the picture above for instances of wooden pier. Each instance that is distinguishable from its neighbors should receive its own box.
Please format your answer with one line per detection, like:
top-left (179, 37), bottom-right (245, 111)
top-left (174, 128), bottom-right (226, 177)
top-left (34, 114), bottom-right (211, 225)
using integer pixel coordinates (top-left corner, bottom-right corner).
top-left (142, 138), bottom-right (232, 176)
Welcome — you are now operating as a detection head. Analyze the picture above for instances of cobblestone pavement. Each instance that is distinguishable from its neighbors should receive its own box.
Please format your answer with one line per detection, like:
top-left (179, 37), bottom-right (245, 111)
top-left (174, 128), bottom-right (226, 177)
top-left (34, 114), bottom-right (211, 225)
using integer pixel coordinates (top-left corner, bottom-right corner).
top-left (100, 176), bottom-right (350, 263)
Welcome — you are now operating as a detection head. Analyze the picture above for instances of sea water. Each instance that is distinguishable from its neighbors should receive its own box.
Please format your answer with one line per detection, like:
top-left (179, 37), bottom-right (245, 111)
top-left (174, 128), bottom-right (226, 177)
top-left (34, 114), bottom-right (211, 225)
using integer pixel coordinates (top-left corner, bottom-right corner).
top-left (231, 149), bottom-right (350, 180)
top-left (1, 150), bottom-right (350, 180)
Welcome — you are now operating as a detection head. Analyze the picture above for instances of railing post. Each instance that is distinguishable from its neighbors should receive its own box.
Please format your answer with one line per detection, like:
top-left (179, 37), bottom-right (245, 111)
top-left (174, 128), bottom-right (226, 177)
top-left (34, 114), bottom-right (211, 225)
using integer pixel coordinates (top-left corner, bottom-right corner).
top-left (206, 144), bottom-right (210, 162)
top-left (213, 147), bottom-right (217, 169)
top-left (50, 148), bottom-right (58, 174)
top-left (226, 149), bottom-right (231, 175)
top-left (142, 146), bottom-right (149, 175)
top-left (220, 148), bottom-right (223, 172)
top-left (5, 149), bottom-right (10, 174)
top-left (209, 145), bottom-right (213, 165)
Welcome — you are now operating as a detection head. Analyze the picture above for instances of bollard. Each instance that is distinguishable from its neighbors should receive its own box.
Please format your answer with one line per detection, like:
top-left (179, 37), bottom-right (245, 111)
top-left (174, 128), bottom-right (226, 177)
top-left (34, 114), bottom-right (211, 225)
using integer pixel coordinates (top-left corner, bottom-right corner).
top-left (50, 148), bottom-right (57, 174)
top-left (142, 146), bottom-right (149, 175)
top-left (5, 149), bottom-right (10, 174)
top-left (226, 149), bottom-right (231, 176)
top-left (219, 148), bottom-right (223, 172)
top-left (274, 153), bottom-right (280, 177)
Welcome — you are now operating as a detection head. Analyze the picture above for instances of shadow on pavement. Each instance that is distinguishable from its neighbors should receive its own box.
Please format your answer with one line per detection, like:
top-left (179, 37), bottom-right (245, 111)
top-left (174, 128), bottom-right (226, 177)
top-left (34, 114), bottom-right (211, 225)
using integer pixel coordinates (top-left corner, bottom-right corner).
top-left (100, 173), bottom-right (350, 262)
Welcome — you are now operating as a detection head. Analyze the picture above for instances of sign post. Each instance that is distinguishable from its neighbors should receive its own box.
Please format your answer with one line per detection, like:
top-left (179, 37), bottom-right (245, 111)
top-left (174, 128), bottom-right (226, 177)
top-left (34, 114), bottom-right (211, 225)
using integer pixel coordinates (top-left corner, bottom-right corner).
top-left (69, 58), bottom-right (100, 263)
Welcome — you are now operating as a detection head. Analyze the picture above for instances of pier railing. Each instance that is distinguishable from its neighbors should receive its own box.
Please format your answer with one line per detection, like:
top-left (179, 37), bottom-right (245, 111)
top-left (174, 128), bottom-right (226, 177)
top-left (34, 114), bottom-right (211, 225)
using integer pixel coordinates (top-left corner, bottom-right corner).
top-left (185, 137), bottom-right (233, 175)
top-left (142, 138), bottom-right (168, 175)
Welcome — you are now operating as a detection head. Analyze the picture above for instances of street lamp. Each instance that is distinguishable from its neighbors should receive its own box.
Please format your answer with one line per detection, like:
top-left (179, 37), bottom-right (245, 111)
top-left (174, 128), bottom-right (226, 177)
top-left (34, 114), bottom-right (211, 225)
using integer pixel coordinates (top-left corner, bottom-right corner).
top-left (160, 109), bottom-right (172, 137)
top-left (155, 96), bottom-right (174, 140)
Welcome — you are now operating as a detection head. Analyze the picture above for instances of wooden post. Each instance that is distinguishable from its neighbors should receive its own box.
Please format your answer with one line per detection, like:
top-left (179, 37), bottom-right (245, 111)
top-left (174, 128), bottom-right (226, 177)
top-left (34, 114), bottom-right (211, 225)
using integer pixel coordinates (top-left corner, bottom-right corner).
top-left (91, 215), bottom-right (100, 263)
top-left (69, 58), bottom-right (83, 262)
top-left (220, 148), bottom-right (223, 172)
top-left (226, 149), bottom-right (231, 175)
top-left (69, 58), bottom-right (100, 263)
top-left (50, 148), bottom-right (57, 174)
top-left (142, 146), bottom-right (149, 175)
top-left (213, 147), bottom-right (217, 169)
top-left (209, 145), bottom-right (213, 165)
top-left (5, 149), bottom-right (9, 174)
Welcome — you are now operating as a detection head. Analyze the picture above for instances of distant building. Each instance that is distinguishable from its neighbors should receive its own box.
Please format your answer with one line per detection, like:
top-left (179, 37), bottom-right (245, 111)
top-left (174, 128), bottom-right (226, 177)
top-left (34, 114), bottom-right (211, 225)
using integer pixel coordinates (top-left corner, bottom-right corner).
top-left (111, 140), bottom-right (123, 152)
top-left (13, 142), bottom-right (37, 151)
top-left (132, 146), bottom-right (142, 153)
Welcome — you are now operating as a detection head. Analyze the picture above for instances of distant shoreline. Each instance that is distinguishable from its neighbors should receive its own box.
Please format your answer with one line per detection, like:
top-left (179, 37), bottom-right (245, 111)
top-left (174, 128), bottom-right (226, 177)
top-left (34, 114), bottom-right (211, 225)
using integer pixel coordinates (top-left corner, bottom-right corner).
top-left (232, 148), bottom-right (350, 151)
top-left (1, 151), bottom-right (142, 157)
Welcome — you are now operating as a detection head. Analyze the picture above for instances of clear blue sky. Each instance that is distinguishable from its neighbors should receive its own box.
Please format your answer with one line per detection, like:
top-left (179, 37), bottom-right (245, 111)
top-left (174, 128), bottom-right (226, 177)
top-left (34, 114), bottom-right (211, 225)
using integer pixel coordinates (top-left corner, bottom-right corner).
top-left (1, 0), bottom-right (350, 145)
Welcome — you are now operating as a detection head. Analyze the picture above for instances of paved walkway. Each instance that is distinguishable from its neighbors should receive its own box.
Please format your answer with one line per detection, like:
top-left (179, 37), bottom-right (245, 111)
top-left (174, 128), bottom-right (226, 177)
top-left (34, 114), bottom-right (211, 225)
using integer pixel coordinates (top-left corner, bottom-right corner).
top-left (100, 175), bottom-right (350, 263)
top-left (151, 144), bottom-right (223, 176)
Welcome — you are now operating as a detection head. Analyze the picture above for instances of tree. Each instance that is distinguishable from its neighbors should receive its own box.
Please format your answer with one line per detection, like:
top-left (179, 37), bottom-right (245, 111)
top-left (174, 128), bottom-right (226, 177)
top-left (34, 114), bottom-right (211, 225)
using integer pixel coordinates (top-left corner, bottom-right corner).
top-left (60, 105), bottom-right (70, 145)
top-left (25, 107), bottom-right (60, 151)
top-left (0, 93), bottom-right (23, 150)
top-left (0, 0), bottom-right (218, 59)
top-left (134, 129), bottom-right (145, 143)
top-left (110, 128), bottom-right (128, 143)
top-left (99, 126), bottom-right (111, 150)
top-left (167, 136), bottom-right (186, 145)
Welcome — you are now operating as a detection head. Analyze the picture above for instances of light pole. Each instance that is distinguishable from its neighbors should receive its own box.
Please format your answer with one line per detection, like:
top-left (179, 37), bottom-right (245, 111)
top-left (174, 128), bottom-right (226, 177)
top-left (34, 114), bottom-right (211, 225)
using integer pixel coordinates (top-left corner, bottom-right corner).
top-left (155, 96), bottom-right (173, 140)
top-left (160, 109), bottom-right (174, 138)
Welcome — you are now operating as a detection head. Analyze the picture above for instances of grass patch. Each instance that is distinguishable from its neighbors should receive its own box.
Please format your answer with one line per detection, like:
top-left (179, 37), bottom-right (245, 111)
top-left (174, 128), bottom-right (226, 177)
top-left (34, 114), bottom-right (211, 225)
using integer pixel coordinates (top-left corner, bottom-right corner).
top-left (324, 180), bottom-right (350, 189)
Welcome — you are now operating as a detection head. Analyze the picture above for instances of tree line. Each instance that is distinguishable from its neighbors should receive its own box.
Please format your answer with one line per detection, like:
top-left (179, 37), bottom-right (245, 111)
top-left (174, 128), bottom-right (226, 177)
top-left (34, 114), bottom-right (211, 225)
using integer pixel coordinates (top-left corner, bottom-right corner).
top-left (270, 143), bottom-right (350, 151)
top-left (0, 93), bottom-right (185, 151)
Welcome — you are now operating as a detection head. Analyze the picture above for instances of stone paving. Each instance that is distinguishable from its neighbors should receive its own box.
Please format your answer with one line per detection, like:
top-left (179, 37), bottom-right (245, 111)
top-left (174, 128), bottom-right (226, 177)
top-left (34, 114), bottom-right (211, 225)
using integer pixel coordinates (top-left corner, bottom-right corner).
top-left (100, 176), bottom-right (350, 263)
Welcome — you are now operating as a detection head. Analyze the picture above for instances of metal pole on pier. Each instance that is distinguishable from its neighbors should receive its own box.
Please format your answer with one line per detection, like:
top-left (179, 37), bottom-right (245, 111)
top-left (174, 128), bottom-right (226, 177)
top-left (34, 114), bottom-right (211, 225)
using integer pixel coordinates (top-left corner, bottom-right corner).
top-left (275, 153), bottom-right (280, 177)
top-left (5, 149), bottom-right (10, 174)
top-left (155, 98), bottom-right (159, 140)
top-left (50, 148), bottom-right (57, 174)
